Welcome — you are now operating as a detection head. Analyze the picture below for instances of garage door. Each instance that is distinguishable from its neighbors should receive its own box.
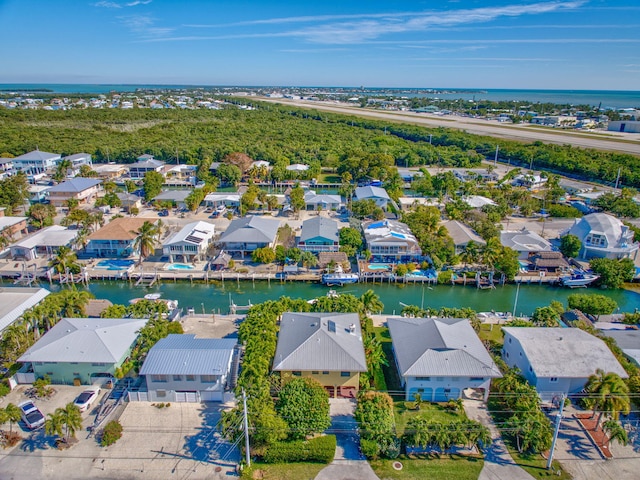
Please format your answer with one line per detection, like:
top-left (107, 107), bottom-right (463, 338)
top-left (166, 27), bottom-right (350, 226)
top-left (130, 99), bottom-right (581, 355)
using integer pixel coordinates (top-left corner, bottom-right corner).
top-left (434, 388), bottom-right (460, 402)
top-left (174, 391), bottom-right (199, 402)
top-left (175, 391), bottom-right (187, 402)
top-left (200, 391), bottom-right (223, 402)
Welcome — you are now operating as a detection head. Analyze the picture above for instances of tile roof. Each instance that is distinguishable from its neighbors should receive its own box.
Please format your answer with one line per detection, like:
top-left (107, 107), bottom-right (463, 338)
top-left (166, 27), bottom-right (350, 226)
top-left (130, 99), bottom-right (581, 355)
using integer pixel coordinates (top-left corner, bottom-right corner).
top-left (88, 217), bottom-right (151, 241)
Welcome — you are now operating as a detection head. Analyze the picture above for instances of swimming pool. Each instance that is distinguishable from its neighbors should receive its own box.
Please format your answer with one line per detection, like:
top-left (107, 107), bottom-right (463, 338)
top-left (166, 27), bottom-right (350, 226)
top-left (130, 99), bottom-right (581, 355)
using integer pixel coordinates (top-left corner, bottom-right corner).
top-left (165, 263), bottom-right (195, 271)
top-left (95, 259), bottom-right (135, 271)
top-left (368, 264), bottom-right (391, 271)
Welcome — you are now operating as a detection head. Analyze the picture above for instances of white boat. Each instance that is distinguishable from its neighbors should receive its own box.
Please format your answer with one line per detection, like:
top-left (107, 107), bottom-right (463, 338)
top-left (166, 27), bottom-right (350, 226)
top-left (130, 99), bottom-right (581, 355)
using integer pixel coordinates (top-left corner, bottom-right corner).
top-left (144, 293), bottom-right (162, 300)
top-left (559, 273), bottom-right (599, 288)
top-left (321, 273), bottom-right (359, 286)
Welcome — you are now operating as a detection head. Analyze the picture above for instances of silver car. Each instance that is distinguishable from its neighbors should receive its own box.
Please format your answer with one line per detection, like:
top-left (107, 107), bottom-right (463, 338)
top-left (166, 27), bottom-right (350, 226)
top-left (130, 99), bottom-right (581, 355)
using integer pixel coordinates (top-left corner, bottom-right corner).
top-left (18, 400), bottom-right (45, 430)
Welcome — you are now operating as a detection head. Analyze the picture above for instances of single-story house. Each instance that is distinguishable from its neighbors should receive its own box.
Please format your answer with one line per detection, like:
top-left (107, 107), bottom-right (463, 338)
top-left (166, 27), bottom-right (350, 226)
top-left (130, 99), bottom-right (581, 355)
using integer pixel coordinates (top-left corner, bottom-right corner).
top-left (565, 212), bottom-right (639, 260)
top-left (47, 178), bottom-right (102, 207)
top-left (398, 197), bottom-right (444, 211)
top-left (10, 225), bottom-right (77, 260)
top-left (500, 228), bottom-right (552, 259)
top-left (128, 157), bottom-right (165, 179)
top-left (286, 163), bottom-right (309, 173)
top-left (273, 312), bottom-right (367, 398)
top-left (502, 327), bottom-right (628, 401)
top-left (298, 216), bottom-right (339, 253)
top-left (461, 195), bottom-right (497, 209)
top-left (442, 220), bottom-right (486, 255)
top-left (362, 219), bottom-right (422, 262)
top-left (318, 251), bottom-right (350, 270)
top-left (139, 334), bottom-right (237, 403)
top-left (0, 208), bottom-right (28, 240)
top-left (86, 217), bottom-right (153, 258)
top-left (303, 191), bottom-right (343, 211)
top-left (203, 192), bottom-right (241, 209)
top-left (93, 163), bottom-right (128, 180)
top-left (152, 190), bottom-right (191, 210)
top-left (354, 186), bottom-right (391, 209)
top-left (17, 317), bottom-right (148, 385)
top-left (84, 299), bottom-right (113, 318)
top-left (601, 330), bottom-right (640, 367)
top-left (218, 216), bottom-right (280, 257)
top-left (162, 221), bottom-right (215, 263)
top-left (388, 317), bottom-right (501, 402)
top-left (0, 287), bottom-right (50, 334)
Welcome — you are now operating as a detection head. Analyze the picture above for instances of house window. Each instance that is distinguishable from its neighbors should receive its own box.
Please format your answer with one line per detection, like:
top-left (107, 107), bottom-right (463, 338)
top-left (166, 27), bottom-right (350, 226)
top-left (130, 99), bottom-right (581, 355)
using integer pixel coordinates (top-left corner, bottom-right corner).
top-left (201, 375), bottom-right (217, 383)
top-left (436, 377), bottom-right (444, 382)
top-left (151, 375), bottom-right (167, 383)
top-left (73, 373), bottom-right (80, 376)
top-left (340, 372), bottom-right (350, 377)
top-left (156, 390), bottom-right (166, 398)
top-left (550, 377), bottom-right (558, 383)
top-left (91, 363), bottom-right (106, 367)
top-left (292, 371), bottom-right (301, 377)
top-left (470, 377), bottom-right (484, 382)
top-left (173, 375), bottom-right (182, 382)
top-left (186, 374), bottom-right (196, 381)
top-left (311, 371), bottom-right (319, 375)
top-left (415, 377), bottom-right (431, 381)
top-left (322, 371), bottom-right (329, 375)
top-left (505, 352), bottom-right (510, 358)
top-left (70, 362), bottom-right (79, 365)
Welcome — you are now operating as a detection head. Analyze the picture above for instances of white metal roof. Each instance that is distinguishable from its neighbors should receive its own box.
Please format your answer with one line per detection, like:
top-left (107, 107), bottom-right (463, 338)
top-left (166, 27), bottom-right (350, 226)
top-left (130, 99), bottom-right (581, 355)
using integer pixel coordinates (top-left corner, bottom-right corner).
top-left (12, 225), bottom-right (77, 249)
top-left (163, 221), bottom-right (215, 247)
top-left (0, 287), bottom-right (50, 333)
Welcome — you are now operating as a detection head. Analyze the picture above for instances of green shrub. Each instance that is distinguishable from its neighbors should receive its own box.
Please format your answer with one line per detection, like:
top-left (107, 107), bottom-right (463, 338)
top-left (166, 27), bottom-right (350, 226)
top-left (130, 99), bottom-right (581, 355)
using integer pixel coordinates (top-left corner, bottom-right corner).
top-left (0, 381), bottom-right (10, 397)
top-left (360, 438), bottom-right (380, 459)
top-left (100, 420), bottom-right (123, 447)
top-left (263, 435), bottom-right (336, 464)
top-left (437, 270), bottom-right (453, 284)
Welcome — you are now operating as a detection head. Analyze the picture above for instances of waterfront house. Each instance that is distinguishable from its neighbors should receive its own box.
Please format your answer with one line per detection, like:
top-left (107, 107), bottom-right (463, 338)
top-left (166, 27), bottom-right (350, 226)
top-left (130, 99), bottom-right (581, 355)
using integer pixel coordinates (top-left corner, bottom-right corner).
top-left (388, 317), bottom-right (501, 402)
top-left (93, 163), bottom-right (128, 180)
top-left (273, 312), bottom-right (367, 398)
top-left (398, 197), bottom-right (444, 211)
top-left (0, 208), bottom-right (28, 241)
top-left (601, 330), bottom-right (640, 367)
top-left (303, 190), bottom-right (343, 211)
top-left (511, 173), bottom-right (548, 190)
top-left (86, 217), bottom-right (153, 258)
top-left (529, 251), bottom-right (570, 273)
top-left (152, 190), bottom-right (191, 210)
top-left (62, 153), bottom-right (92, 177)
top-left (565, 212), bottom-right (639, 260)
top-left (442, 220), bottom-right (486, 255)
top-left (0, 287), bottom-right (50, 334)
top-left (12, 150), bottom-right (61, 175)
top-left (162, 221), bottom-right (215, 263)
top-left (354, 186), bottom-right (391, 209)
top-left (18, 317), bottom-right (148, 385)
top-left (47, 178), bottom-right (102, 207)
top-left (501, 327), bottom-right (627, 401)
top-left (461, 195), bottom-right (497, 209)
top-left (318, 251), bottom-right (349, 270)
top-left (500, 228), bottom-right (552, 259)
top-left (298, 217), bottom-right (339, 253)
top-left (10, 225), bottom-right (77, 261)
top-left (218, 216), bottom-right (280, 257)
top-left (204, 192), bottom-right (241, 209)
top-left (165, 164), bottom-right (198, 185)
top-left (285, 163), bottom-right (309, 174)
top-left (362, 219), bottom-right (422, 262)
top-left (138, 334), bottom-right (237, 403)
top-left (128, 156), bottom-right (165, 179)
top-left (453, 169), bottom-right (499, 183)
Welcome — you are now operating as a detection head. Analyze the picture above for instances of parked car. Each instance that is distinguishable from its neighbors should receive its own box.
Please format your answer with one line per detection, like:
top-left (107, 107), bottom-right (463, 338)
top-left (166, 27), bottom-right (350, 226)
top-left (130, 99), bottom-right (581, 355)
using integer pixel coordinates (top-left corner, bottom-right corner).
top-left (158, 209), bottom-right (169, 217)
top-left (73, 386), bottom-right (101, 413)
top-left (18, 400), bottom-right (45, 430)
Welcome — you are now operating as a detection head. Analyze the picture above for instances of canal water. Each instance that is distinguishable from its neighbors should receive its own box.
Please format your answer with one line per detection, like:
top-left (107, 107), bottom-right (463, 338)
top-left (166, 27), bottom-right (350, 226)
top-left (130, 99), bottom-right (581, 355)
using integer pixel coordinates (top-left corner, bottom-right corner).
top-left (52, 281), bottom-right (640, 316)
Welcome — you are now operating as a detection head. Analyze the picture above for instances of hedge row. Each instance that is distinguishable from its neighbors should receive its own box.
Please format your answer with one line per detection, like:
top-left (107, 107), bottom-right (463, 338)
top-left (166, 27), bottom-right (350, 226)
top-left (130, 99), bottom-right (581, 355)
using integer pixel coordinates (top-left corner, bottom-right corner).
top-left (263, 435), bottom-right (336, 464)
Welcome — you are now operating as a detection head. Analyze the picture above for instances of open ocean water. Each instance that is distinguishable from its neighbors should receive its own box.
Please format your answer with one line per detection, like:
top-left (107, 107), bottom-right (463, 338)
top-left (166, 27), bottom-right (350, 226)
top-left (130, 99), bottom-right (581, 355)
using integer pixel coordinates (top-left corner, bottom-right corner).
top-left (0, 84), bottom-right (639, 109)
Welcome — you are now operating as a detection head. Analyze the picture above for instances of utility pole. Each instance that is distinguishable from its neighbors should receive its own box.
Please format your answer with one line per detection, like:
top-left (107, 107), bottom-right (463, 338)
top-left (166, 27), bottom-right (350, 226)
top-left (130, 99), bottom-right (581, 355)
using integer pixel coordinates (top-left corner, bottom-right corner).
top-left (512, 281), bottom-right (521, 317)
top-left (242, 388), bottom-right (251, 467)
top-left (615, 167), bottom-right (621, 190)
top-left (547, 394), bottom-right (565, 470)
top-left (494, 145), bottom-right (499, 166)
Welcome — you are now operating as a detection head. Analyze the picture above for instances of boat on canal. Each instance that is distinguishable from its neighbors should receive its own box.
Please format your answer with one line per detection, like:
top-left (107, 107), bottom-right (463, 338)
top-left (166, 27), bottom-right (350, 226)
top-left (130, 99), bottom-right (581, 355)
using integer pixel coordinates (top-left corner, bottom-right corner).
top-left (559, 272), bottom-right (599, 288)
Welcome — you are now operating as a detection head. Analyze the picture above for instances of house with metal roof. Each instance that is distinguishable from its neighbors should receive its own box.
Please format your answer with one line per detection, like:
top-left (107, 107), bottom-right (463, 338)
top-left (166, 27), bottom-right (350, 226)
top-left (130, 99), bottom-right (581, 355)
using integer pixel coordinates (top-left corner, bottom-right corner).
top-left (218, 216), bottom-right (280, 257)
top-left (303, 190), bottom-right (343, 211)
top-left (128, 157), bottom-right (165, 179)
top-left (162, 221), bottom-right (215, 263)
top-left (500, 228), bottom-right (552, 259)
top-left (388, 317), bottom-right (501, 402)
top-left (86, 217), bottom-right (153, 258)
top-left (0, 208), bottom-right (28, 241)
top-left (565, 212), bottom-right (639, 260)
top-left (10, 225), bottom-right (77, 261)
top-left (12, 150), bottom-right (61, 175)
top-left (204, 192), bottom-right (241, 208)
top-left (354, 186), bottom-right (391, 209)
top-left (298, 217), bottom-right (339, 253)
top-left (273, 312), bottom-right (367, 398)
top-left (0, 287), bottom-right (50, 333)
top-left (502, 327), bottom-right (628, 401)
top-left (17, 317), bottom-right (148, 385)
top-left (138, 334), bottom-right (237, 403)
top-left (152, 190), bottom-right (192, 210)
top-left (62, 153), bottom-right (92, 177)
top-left (362, 219), bottom-right (422, 262)
top-left (442, 220), bottom-right (486, 255)
top-left (47, 178), bottom-right (102, 207)
top-left (461, 195), bottom-right (497, 209)
top-left (601, 329), bottom-right (640, 367)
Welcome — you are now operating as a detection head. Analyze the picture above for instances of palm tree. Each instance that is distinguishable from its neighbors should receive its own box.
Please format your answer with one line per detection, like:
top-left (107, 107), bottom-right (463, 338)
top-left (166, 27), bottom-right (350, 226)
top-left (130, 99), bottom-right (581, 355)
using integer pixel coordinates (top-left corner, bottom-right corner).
top-left (586, 369), bottom-right (631, 429)
top-left (54, 159), bottom-right (72, 182)
top-left (49, 246), bottom-right (80, 275)
top-left (0, 321), bottom-right (30, 363)
top-left (4, 403), bottom-right (22, 433)
top-left (132, 221), bottom-right (160, 263)
top-left (58, 403), bottom-right (83, 441)
top-left (460, 241), bottom-right (479, 267)
top-left (602, 419), bottom-right (628, 448)
top-left (360, 290), bottom-right (383, 316)
top-left (45, 410), bottom-right (65, 439)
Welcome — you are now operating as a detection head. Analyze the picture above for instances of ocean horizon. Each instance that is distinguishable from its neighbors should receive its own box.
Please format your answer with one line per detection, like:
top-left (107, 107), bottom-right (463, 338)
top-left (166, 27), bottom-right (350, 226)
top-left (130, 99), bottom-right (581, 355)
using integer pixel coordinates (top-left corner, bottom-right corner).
top-left (1, 83), bottom-right (639, 109)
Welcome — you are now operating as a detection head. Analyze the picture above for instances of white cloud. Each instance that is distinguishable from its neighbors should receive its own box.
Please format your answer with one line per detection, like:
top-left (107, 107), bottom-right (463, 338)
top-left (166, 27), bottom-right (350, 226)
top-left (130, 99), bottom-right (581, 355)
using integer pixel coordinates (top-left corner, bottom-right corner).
top-left (93, 0), bottom-right (151, 8)
top-left (118, 14), bottom-right (173, 38)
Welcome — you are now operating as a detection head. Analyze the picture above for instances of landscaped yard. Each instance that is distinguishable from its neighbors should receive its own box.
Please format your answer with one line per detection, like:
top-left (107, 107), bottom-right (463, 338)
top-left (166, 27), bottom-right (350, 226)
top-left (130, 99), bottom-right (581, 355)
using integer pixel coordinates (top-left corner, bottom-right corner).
top-left (242, 462), bottom-right (326, 480)
top-left (477, 322), bottom-right (504, 345)
top-left (370, 455), bottom-right (484, 480)
top-left (394, 401), bottom-right (463, 436)
top-left (374, 326), bottom-right (403, 399)
top-left (316, 173), bottom-right (341, 183)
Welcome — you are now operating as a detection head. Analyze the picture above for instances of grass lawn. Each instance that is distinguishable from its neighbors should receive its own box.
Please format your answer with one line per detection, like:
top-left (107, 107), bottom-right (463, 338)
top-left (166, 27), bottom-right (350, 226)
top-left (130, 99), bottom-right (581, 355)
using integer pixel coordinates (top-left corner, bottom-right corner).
top-left (370, 454), bottom-right (484, 480)
top-left (374, 327), bottom-right (404, 399)
top-left (242, 462), bottom-right (326, 480)
top-left (477, 323), bottom-right (504, 345)
top-left (394, 401), bottom-right (464, 436)
top-left (507, 451), bottom-right (572, 480)
top-left (316, 173), bottom-right (341, 183)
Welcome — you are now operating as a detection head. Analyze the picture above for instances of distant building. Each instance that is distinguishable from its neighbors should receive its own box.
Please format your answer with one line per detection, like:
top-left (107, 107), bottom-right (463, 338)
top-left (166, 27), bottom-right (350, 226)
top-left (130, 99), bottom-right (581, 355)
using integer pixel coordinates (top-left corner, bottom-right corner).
top-left (453, 169), bottom-right (499, 183)
top-left (461, 195), bottom-right (496, 209)
top-left (12, 150), bottom-right (61, 175)
top-left (442, 220), bottom-right (486, 255)
top-left (10, 226), bottom-right (77, 260)
top-left (512, 174), bottom-right (548, 190)
top-left (303, 190), bottom-right (342, 211)
top-left (152, 190), bottom-right (191, 210)
top-left (93, 163), bottom-right (128, 180)
top-left (608, 120), bottom-right (640, 133)
top-left (204, 192), bottom-right (241, 209)
top-left (46, 178), bottom-right (102, 207)
top-left (0, 208), bottom-right (28, 240)
top-left (128, 157), bottom-right (165, 179)
top-left (62, 153), bottom-right (92, 177)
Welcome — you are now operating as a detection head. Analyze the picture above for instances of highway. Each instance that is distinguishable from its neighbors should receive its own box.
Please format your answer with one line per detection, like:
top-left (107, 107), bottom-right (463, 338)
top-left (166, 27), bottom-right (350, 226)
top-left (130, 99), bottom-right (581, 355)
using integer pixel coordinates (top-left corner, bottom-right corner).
top-left (258, 97), bottom-right (640, 156)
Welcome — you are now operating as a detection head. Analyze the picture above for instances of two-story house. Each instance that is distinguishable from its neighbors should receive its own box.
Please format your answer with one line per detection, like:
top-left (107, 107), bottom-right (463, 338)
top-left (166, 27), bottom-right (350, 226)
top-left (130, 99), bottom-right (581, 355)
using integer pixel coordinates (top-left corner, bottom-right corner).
top-left (162, 221), bottom-right (215, 263)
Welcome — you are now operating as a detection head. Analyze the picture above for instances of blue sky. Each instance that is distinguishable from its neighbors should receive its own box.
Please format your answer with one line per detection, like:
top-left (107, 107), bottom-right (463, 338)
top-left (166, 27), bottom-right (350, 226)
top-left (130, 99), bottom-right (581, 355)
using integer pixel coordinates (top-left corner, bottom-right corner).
top-left (1, 0), bottom-right (639, 89)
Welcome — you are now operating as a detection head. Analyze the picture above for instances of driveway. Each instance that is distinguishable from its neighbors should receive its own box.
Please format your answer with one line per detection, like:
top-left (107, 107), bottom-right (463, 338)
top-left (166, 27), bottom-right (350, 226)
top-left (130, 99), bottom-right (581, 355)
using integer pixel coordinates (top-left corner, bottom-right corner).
top-left (463, 399), bottom-right (535, 480)
top-left (314, 399), bottom-right (379, 480)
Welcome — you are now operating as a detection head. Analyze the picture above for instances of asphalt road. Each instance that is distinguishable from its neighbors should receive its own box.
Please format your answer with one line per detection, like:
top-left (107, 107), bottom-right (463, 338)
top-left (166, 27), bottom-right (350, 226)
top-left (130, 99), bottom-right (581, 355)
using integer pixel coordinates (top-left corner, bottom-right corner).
top-left (258, 98), bottom-right (640, 156)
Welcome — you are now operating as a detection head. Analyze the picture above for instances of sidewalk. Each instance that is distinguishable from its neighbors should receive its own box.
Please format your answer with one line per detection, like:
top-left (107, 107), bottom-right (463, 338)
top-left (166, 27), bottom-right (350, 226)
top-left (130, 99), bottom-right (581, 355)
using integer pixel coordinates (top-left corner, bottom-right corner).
top-left (463, 399), bottom-right (535, 480)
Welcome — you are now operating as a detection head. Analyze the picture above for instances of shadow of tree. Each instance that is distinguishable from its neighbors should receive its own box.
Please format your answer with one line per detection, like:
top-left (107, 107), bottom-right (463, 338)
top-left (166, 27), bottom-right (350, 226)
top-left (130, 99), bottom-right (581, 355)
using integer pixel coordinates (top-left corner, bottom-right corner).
top-left (20, 431), bottom-right (56, 452)
top-left (181, 403), bottom-right (240, 466)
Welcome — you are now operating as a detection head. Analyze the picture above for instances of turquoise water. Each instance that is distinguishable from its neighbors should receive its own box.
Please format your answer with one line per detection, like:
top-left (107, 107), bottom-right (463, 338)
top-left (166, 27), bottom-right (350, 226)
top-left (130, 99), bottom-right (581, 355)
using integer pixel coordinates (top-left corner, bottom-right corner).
top-left (165, 263), bottom-right (195, 271)
top-left (95, 259), bottom-right (135, 271)
top-left (47, 281), bottom-right (640, 316)
top-left (368, 264), bottom-right (391, 271)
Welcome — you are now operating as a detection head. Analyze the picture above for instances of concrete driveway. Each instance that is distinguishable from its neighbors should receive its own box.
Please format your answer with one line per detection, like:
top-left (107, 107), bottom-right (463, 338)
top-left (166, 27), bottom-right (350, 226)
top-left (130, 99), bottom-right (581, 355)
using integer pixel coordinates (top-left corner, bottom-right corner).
top-left (314, 399), bottom-right (379, 480)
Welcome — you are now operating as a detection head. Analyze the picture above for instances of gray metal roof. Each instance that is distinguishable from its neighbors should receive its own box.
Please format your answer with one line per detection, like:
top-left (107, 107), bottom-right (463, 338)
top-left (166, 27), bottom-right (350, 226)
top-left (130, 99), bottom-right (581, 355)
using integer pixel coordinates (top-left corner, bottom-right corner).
top-left (163, 221), bottom-right (215, 247)
top-left (47, 178), bottom-right (101, 193)
top-left (18, 317), bottom-right (148, 364)
top-left (388, 317), bottom-right (501, 378)
top-left (273, 312), bottom-right (367, 372)
top-left (12, 225), bottom-right (77, 249)
top-left (153, 190), bottom-right (191, 202)
top-left (355, 186), bottom-right (390, 201)
top-left (443, 220), bottom-right (486, 247)
top-left (500, 229), bottom-right (551, 252)
top-left (602, 330), bottom-right (640, 367)
top-left (219, 216), bottom-right (280, 244)
top-left (14, 150), bottom-right (60, 161)
top-left (503, 327), bottom-right (628, 378)
top-left (0, 287), bottom-right (50, 333)
top-left (139, 334), bottom-right (236, 375)
top-left (567, 213), bottom-right (636, 250)
top-left (300, 216), bottom-right (339, 243)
